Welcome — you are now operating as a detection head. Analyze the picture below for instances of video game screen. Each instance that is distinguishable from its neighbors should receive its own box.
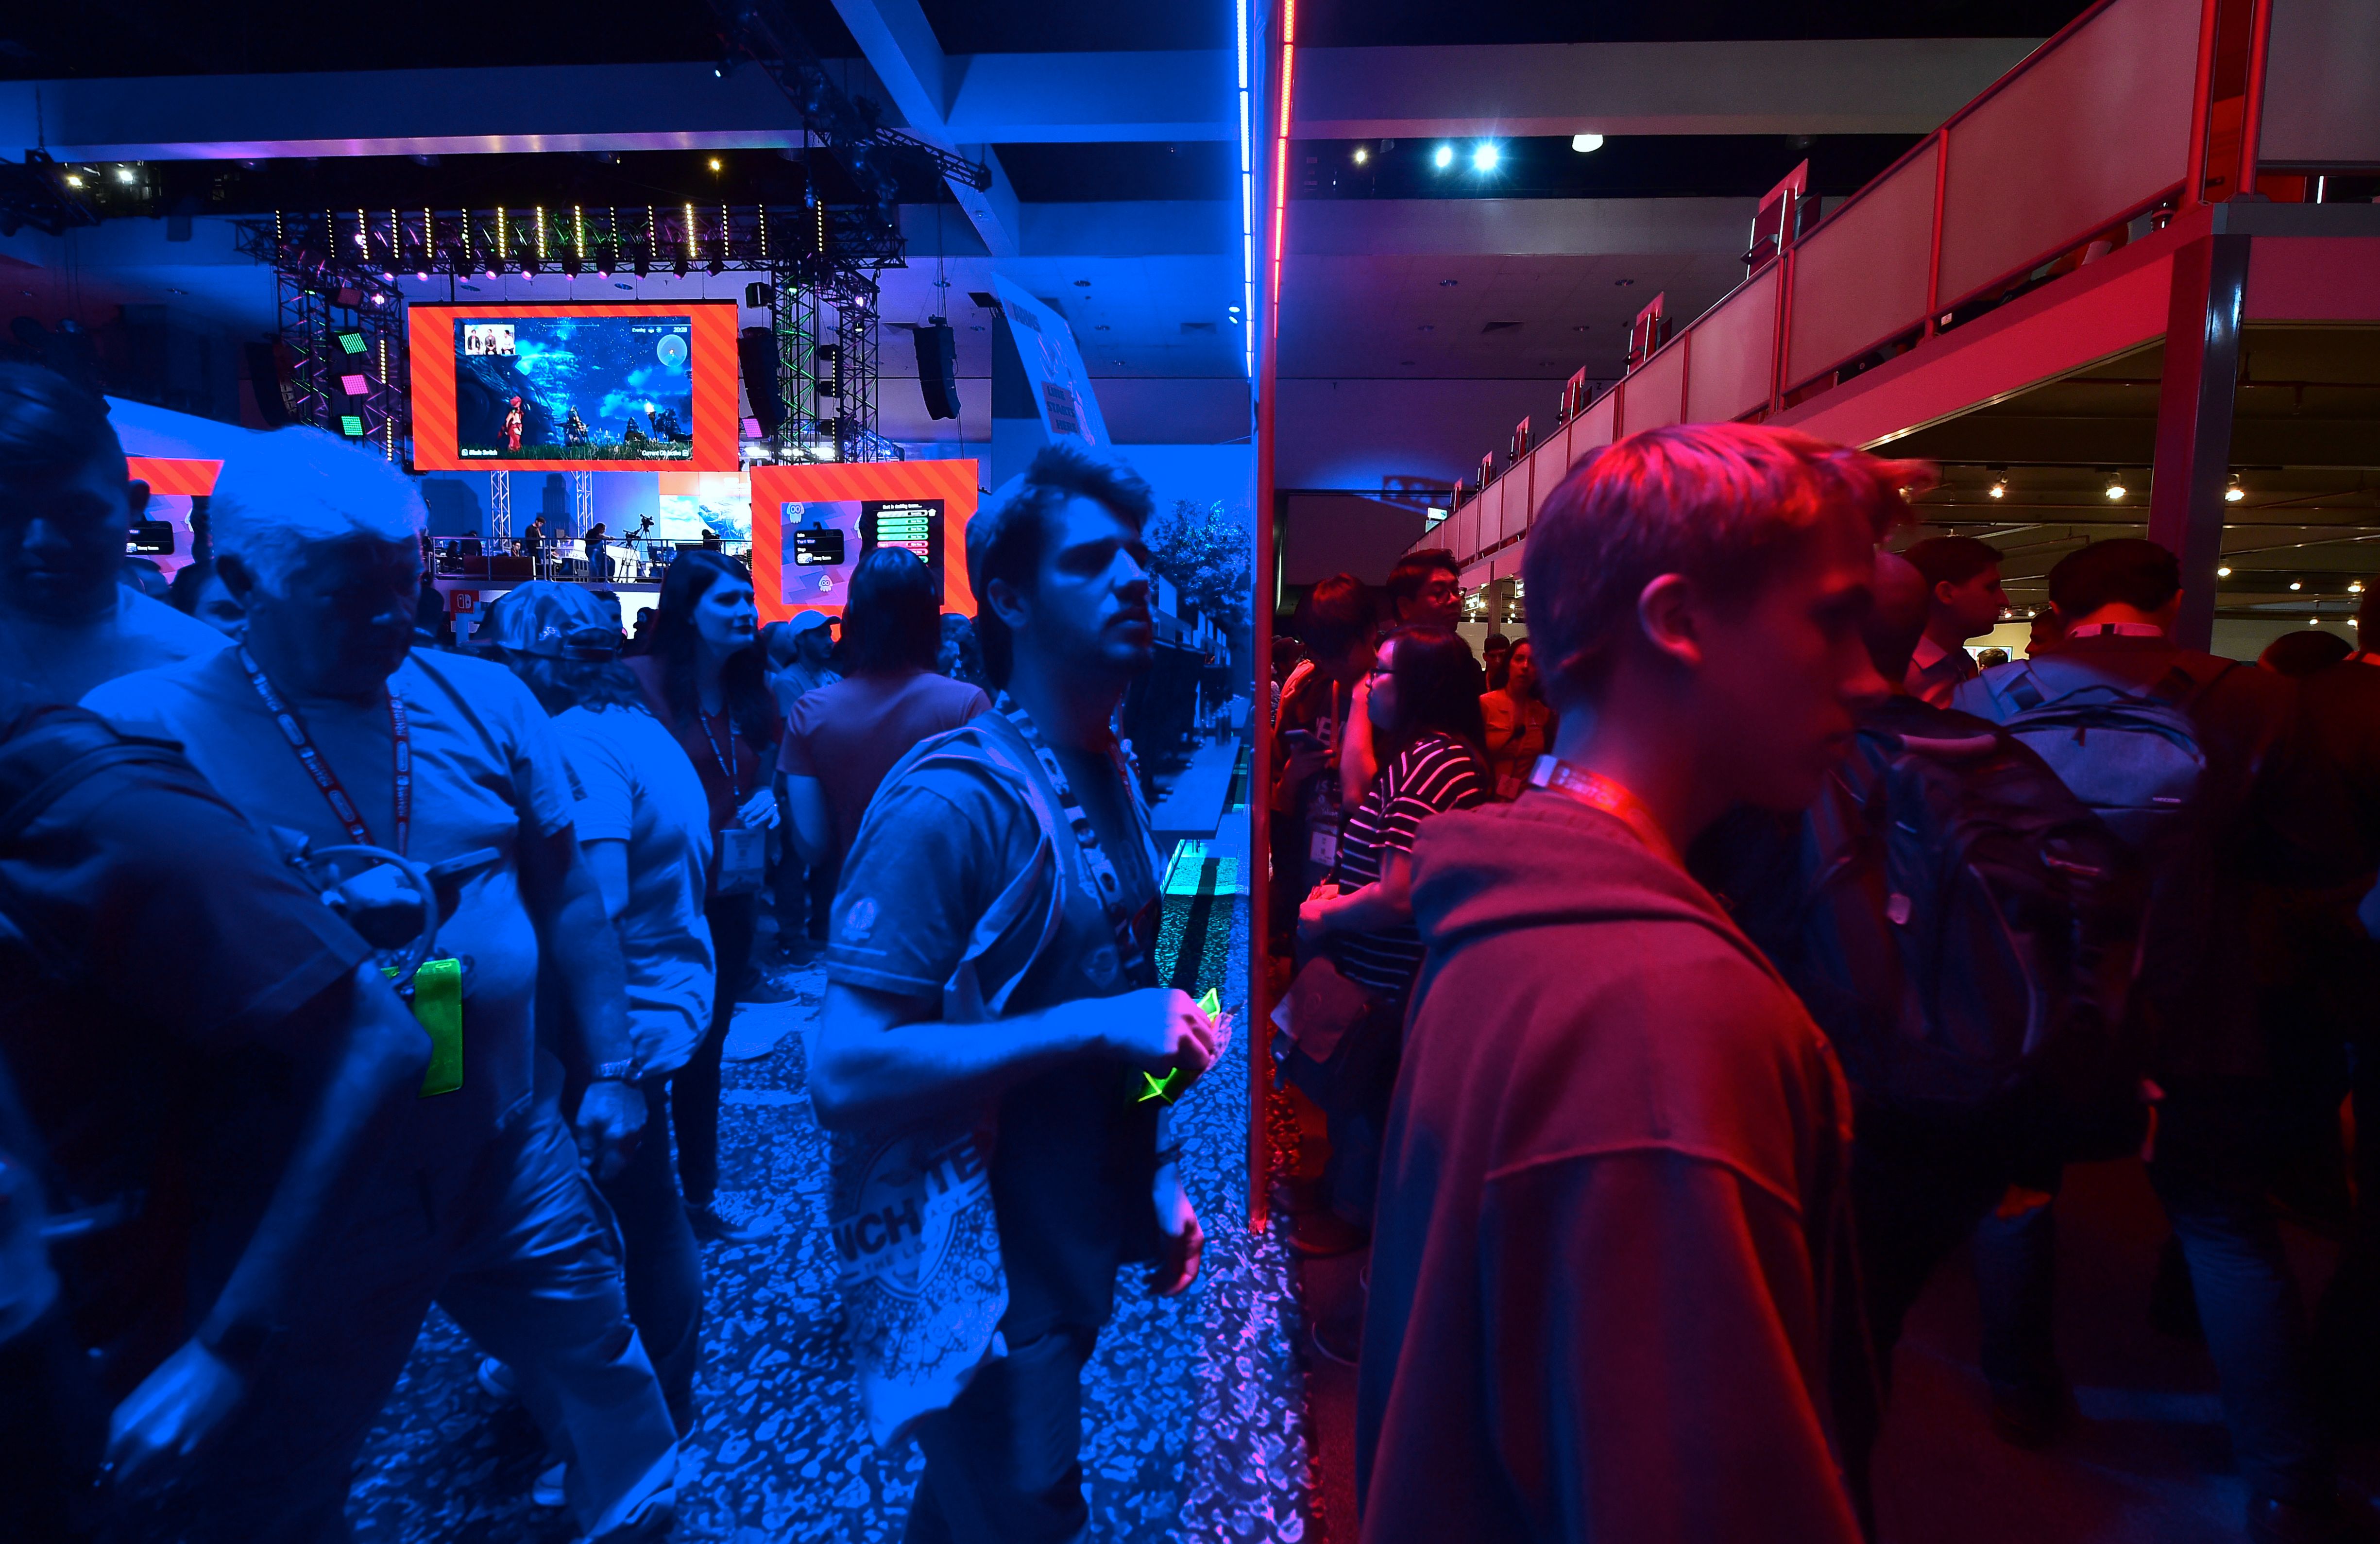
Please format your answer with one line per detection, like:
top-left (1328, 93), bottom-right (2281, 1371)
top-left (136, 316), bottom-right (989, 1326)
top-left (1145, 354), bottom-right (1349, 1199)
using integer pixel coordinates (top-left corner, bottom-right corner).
top-left (773, 498), bottom-right (946, 611)
top-left (409, 302), bottom-right (739, 473)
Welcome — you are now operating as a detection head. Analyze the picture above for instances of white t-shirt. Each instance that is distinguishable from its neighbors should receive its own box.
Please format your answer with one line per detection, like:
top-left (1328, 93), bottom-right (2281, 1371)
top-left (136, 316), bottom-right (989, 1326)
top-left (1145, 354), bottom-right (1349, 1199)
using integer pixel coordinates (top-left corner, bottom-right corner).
top-left (0, 586), bottom-right (230, 704)
top-left (83, 647), bottom-right (576, 1151)
top-left (552, 703), bottom-right (715, 1078)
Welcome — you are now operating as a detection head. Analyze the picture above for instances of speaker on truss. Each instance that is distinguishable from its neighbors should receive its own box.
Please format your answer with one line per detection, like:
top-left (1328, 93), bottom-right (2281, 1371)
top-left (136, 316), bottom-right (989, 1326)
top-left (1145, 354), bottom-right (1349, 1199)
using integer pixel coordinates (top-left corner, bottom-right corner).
top-left (244, 341), bottom-right (294, 429)
top-left (738, 326), bottom-right (784, 437)
top-left (914, 320), bottom-right (959, 421)
top-left (744, 281), bottom-right (774, 309)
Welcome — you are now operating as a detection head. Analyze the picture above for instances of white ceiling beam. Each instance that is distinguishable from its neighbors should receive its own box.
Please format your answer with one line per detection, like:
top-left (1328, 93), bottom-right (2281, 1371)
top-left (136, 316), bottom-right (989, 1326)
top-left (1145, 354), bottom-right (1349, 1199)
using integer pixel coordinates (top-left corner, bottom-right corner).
top-left (831, 0), bottom-right (1021, 259)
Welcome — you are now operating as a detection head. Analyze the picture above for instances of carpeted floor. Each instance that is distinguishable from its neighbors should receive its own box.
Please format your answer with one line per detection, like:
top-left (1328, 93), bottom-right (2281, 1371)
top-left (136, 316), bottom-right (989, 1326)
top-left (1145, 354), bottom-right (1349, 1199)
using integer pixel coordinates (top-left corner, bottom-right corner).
top-left (344, 867), bottom-right (1304, 1543)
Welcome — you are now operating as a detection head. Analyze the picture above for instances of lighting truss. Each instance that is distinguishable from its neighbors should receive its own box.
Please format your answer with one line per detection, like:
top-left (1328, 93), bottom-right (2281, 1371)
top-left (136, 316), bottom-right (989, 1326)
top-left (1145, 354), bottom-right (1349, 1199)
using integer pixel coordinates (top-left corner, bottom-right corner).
top-left (238, 212), bottom-right (408, 457)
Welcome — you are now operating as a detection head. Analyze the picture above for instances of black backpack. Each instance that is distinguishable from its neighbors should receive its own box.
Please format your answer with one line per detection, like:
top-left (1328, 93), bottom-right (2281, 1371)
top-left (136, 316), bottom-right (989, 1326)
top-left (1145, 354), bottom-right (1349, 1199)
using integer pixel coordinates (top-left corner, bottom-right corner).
top-left (1982, 654), bottom-right (2235, 853)
top-left (1786, 702), bottom-right (2145, 1131)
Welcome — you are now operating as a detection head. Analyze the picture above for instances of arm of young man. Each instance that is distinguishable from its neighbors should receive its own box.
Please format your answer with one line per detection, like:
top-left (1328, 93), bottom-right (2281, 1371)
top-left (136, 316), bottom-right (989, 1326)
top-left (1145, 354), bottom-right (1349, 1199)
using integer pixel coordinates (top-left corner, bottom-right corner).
top-left (811, 981), bottom-right (1216, 1132)
top-left (782, 774), bottom-right (834, 867)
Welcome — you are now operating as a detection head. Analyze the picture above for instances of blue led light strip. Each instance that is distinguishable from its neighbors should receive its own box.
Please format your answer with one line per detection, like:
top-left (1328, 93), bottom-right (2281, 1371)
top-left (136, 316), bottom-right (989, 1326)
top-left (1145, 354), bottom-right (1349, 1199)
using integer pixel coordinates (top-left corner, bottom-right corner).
top-left (1235, 0), bottom-right (1256, 380)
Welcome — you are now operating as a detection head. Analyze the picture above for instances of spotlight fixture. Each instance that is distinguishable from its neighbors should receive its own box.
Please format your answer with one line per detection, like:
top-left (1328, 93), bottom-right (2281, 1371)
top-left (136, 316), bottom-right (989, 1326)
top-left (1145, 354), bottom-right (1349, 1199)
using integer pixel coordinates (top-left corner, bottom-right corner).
top-left (2288, 581), bottom-right (2303, 592)
top-left (672, 255), bottom-right (690, 278)
top-left (1471, 142), bottom-right (1500, 172)
top-left (2217, 566), bottom-right (2233, 577)
top-left (706, 255), bottom-right (726, 275)
top-left (633, 254), bottom-right (651, 278)
top-left (1571, 134), bottom-right (1604, 153)
top-left (2103, 471), bottom-right (2128, 500)
top-left (1353, 148), bottom-right (1368, 165)
top-left (708, 158), bottom-right (722, 172)
top-left (562, 255), bottom-right (582, 277)
top-left (1432, 144), bottom-right (1454, 170)
top-left (522, 258), bottom-right (538, 278)
top-left (63, 173), bottom-right (84, 188)
top-left (2225, 473), bottom-right (2244, 502)
top-left (1988, 468), bottom-right (2008, 499)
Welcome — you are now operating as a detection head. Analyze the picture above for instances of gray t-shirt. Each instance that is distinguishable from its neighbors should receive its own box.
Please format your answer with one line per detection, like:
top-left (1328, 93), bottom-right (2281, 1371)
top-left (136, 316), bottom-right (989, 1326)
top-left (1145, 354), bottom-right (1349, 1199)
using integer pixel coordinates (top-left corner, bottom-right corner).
top-left (0, 587), bottom-right (230, 704)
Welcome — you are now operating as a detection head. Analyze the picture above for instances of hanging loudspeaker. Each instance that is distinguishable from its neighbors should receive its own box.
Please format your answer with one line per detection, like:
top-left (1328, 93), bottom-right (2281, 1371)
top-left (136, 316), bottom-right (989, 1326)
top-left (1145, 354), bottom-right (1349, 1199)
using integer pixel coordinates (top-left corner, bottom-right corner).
top-left (914, 322), bottom-right (959, 421)
top-left (738, 327), bottom-right (783, 436)
top-left (244, 341), bottom-right (293, 428)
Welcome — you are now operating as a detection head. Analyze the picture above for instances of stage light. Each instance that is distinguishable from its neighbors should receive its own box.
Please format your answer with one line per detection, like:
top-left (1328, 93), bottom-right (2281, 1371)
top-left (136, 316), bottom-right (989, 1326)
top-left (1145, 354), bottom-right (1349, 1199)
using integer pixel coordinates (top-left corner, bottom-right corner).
top-left (1571, 134), bottom-right (1604, 153)
top-left (336, 332), bottom-right (367, 355)
top-left (2218, 566), bottom-right (2233, 577)
top-left (522, 259), bottom-right (538, 278)
top-left (1353, 148), bottom-right (1368, 165)
top-left (114, 166), bottom-right (136, 184)
top-left (64, 173), bottom-right (83, 188)
top-left (706, 255), bottom-right (725, 275)
top-left (2104, 471), bottom-right (2127, 500)
top-left (415, 270), bottom-right (428, 282)
top-left (338, 414), bottom-right (366, 438)
top-left (1471, 143), bottom-right (1499, 172)
top-left (672, 256), bottom-right (690, 278)
top-left (1432, 145), bottom-right (1454, 170)
top-left (562, 255), bottom-right (582, 277)
top-left (2225, 474), bottom-right (2244, 502)
top-left (634, 254), bottom-right (650, 278)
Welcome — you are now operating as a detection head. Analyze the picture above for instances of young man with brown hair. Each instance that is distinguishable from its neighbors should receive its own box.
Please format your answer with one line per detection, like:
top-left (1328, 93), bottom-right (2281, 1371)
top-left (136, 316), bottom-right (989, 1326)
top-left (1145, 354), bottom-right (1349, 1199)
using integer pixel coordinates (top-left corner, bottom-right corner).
top-left (1902, 534), bottom-right (2006, 706)
top-left (1357, 423), bottom-right (1924, 1543)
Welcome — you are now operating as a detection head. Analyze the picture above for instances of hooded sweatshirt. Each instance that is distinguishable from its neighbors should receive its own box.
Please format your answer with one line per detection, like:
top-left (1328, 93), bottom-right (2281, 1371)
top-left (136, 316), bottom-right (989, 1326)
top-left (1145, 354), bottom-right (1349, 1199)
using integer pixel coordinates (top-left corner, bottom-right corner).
top-left (1355, 790), bottom-right (1866, 1544)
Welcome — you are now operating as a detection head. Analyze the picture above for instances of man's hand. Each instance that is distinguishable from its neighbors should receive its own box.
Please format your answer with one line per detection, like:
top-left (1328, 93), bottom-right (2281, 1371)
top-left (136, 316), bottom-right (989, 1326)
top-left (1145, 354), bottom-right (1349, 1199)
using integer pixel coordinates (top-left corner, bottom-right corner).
top-left (575, 1078), bottom-right (647, 1181)
top-left (737, 788), bottom-right (781, 830)
top-left (1152, 1164), bottom-right (1203, 1297)
top-left (1298, 884), bottom-right (1340, 942)
top-left (106, 1338), bottom-right (246, 1490)
top-left (1105, 988), bottom-right (1221, 1086)
top-left (1280, 741), bottom-right (1332, 789)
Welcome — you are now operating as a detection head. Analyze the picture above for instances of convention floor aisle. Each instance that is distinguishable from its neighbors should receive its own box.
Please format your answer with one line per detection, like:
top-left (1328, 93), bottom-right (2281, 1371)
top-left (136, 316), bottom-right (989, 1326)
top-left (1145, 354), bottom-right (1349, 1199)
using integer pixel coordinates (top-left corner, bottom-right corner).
top-left (345, 891), bottom-right (1305, 1542)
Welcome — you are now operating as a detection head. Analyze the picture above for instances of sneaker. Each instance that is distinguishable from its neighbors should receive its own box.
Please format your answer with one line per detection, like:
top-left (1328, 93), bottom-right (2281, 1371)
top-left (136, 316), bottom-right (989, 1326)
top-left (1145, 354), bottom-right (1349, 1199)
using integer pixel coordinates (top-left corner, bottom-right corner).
top-left (686, 1193), bottom-right (782, 1244)
top-left (476, 1356), bottom-right (520, 1404)
top-left (532, 1460), bottom-right (567, 1509)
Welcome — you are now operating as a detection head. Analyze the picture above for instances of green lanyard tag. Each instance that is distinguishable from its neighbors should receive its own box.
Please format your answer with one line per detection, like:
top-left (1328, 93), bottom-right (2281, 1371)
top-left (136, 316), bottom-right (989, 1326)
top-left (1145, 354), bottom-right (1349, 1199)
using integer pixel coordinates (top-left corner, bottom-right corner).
top-left (1198, 988), bottom-right (1221, 1019)
top-left (388, 957), bottom-right (465, 1097)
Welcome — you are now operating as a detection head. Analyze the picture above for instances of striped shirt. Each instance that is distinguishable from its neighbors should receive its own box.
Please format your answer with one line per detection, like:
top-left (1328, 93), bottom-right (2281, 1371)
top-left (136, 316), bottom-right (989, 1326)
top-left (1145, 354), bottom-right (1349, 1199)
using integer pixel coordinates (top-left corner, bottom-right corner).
top-left (1333, 730), bottom-right (1487, 1002)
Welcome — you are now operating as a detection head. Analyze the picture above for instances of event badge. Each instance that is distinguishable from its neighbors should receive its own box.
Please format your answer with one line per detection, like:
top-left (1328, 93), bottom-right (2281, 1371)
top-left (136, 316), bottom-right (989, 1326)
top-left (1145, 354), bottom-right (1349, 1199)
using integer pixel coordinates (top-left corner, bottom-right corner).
top-left (1309, 828), bottom-right (1338, 867)
top-left (716, 826), bottom-right (767, 894)
top-left (391, 956), bottom-right (465, 1097)
top-left (1497, 772), bottom-right (1523, 800)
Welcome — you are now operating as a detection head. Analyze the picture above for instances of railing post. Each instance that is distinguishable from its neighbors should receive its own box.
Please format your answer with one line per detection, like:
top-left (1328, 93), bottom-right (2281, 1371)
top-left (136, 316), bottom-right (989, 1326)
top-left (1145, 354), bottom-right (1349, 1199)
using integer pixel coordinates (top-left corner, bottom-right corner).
top-left (2146, 232), bottom-right (2251, 652)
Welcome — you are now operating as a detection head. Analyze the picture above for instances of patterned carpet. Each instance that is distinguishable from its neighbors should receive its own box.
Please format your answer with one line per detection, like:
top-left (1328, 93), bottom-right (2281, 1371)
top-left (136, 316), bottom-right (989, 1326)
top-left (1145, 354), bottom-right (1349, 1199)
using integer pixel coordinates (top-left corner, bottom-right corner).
top-left (345, 871), bottom-right (1307, 1542)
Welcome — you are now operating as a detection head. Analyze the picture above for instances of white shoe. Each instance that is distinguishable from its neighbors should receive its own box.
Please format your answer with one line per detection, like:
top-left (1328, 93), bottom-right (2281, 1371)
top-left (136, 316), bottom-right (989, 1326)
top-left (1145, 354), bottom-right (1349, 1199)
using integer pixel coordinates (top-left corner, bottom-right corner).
top-left (532, 1459), bottom-right (568, 1509)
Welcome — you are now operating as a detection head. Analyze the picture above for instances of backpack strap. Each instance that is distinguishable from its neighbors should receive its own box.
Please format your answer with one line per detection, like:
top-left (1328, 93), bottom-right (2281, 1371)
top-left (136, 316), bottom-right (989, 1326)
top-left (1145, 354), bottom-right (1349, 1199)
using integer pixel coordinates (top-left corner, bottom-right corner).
top-left (0, 712), bottom-right (190, 849)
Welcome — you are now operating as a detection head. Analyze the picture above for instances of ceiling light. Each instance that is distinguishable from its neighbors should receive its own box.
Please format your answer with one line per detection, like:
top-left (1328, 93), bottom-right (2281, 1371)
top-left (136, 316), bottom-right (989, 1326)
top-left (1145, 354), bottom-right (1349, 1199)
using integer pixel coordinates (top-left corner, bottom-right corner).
top-left (708, 157), bottom-right (722, 172)
top-left (1989, 476), bottom-right (2008, 499)
top-left (1571, 134), bottom-right (1604, 154)
top-left (1471, 143), bottom-right (1500, 172)
top-left (114, 166), bottom-right (137, 184)
top-left (1432, 144), bottom-right (1454, 170)
top-left (1227, 305), bottom-right (1241, 313)
top-left (2225, 473), bottom-right (2244, 502)
top-left (2217, 566), bottom-right (2233, 577)
top-left (63, 174), bottom-right (83, 188)
top-left (2354, 582), bottom-right (2367, 594)
top-left (2291, 581), bottom-right (2303, 591)
top-left (2104, 471), bottom-right (2127, 500)
top-left (1353, 148), bottom-right (1368, 165)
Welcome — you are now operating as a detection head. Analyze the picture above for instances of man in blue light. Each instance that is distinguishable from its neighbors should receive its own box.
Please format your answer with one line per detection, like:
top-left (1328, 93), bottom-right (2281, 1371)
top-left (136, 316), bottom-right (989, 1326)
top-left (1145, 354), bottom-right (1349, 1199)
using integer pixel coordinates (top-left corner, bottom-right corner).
top-left (84, 428), bottom-right (677, 1544)
top-left (810, 443), bottom-right (1220, 1543)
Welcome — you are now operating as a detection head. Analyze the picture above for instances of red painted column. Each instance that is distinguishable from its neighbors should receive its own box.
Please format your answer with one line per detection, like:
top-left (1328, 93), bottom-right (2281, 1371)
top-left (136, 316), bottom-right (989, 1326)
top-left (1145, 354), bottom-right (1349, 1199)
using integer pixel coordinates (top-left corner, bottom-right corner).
top-left (2145, 231), bottom-right (2251, 651)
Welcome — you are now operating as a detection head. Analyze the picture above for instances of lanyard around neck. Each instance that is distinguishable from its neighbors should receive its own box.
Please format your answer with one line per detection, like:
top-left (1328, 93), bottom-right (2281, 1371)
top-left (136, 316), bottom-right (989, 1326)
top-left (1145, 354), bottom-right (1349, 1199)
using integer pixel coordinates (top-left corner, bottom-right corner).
top-left (697, 709), bottom-right (741, 801)
top-left (997, 692), bottom-right (1154, 989)
top-left (1528, 756), bottom-right (1678, 869)
top-left (240, 646), bottom-right (411, 855)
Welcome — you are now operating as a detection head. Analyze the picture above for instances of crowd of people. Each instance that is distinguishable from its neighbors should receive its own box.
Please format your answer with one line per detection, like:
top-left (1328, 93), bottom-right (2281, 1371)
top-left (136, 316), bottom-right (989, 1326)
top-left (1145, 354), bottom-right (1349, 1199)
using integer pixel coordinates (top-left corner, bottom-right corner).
top-left (1263, 421), bottom-right (2380, 1543)
top-left (0, 357), bottom-right (1221, 1544)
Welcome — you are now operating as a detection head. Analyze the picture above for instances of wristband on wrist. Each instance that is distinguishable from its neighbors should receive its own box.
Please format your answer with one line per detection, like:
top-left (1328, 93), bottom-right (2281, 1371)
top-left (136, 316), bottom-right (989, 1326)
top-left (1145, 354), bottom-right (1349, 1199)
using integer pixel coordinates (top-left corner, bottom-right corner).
top-left (589, 1059), bottom-right (639, 1084)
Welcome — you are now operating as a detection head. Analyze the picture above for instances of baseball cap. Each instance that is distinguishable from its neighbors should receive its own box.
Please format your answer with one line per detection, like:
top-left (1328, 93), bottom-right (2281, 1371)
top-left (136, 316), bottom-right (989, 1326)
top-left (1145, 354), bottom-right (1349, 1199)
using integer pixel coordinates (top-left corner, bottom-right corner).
top-left (480, 581), bottom-right (623, 659)
top-left (787, 609), bottom-right (834, 636)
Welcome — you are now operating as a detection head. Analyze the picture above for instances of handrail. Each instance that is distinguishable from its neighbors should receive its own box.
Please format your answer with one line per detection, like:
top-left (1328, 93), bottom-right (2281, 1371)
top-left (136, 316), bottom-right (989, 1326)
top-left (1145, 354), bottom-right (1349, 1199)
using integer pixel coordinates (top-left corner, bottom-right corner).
top-left (1418, 0), bottom-right (2288, 573)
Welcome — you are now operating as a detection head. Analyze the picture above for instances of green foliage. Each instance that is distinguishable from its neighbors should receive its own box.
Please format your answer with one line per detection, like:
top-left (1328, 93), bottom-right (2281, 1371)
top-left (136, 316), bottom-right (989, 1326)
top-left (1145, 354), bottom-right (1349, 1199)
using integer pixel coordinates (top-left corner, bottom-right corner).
top-left (1144, 498), bottom-right (1253, 628)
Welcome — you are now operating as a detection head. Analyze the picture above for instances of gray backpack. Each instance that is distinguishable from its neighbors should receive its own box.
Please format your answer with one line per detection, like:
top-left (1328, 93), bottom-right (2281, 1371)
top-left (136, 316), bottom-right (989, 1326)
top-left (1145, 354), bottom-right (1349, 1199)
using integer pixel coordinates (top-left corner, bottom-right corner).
top-left (1986, 655), bottom-right (2234, 853)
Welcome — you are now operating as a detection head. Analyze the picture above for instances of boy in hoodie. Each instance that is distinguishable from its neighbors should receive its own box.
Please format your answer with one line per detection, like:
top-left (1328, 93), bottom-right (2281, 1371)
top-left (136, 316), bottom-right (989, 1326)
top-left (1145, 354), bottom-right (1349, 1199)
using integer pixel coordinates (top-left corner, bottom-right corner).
top-left (1355, 422), bottom-right (1921, 1544)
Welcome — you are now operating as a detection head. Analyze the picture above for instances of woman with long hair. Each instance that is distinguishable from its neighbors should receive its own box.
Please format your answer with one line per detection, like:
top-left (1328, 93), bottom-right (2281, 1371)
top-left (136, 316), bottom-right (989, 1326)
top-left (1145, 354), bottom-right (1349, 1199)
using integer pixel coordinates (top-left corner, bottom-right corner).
top-left (627, 549), bottom-right (783, 1243)
top-left (1294, 625), bottom-right (1488, 1345)
top-left (485, 581), bottom-right (712, 1441)
top-left (1479, 635), bottom-right (1554, 799)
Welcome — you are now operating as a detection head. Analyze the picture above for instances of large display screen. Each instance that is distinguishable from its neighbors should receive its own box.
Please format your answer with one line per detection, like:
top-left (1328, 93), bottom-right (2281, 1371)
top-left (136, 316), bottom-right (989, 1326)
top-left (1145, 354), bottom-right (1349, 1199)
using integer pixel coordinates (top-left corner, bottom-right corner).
top-left (750, 462), bottom-right (981, 622)
top-left (408, 301), bottom-right (740, 473)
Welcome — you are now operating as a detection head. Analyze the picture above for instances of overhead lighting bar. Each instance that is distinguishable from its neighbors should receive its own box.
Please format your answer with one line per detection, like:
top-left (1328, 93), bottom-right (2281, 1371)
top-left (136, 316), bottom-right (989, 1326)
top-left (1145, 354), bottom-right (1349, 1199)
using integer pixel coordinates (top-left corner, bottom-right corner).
top-left (1235, 0), bottom-right (1256, 378)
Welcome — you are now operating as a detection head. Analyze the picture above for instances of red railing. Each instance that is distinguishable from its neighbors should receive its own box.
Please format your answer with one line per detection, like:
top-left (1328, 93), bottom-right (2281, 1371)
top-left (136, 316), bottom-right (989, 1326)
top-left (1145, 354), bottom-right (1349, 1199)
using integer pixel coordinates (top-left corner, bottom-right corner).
top-left (1421, 0), bottom-right (2377, 574)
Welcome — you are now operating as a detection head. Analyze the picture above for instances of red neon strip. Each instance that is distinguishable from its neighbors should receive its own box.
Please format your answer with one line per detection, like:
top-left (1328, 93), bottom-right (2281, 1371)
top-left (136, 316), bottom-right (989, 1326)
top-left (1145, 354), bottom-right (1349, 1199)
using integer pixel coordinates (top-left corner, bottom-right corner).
top-left (1269, 0), bottom-right (1295, 335)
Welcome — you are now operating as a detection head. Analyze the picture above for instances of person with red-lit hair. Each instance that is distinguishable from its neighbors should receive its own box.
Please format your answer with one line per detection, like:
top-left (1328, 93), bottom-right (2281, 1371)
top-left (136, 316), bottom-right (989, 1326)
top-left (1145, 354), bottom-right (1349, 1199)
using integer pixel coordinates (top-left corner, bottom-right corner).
top-left (1358, 422), bottom-right (1927, 1544)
